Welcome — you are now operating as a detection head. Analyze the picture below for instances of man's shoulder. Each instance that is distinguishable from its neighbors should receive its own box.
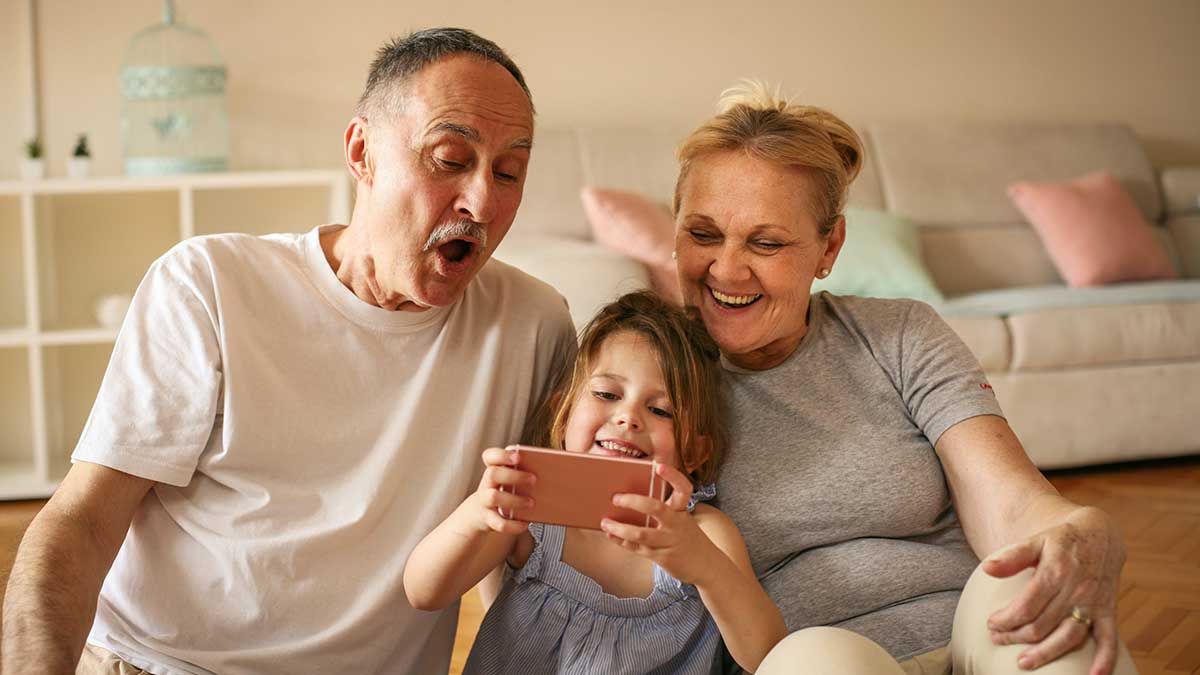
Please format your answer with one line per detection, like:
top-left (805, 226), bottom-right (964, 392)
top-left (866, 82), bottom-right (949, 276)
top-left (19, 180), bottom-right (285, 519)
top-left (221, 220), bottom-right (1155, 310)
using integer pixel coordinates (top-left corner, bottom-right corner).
top-left (154, 231), bottom-right (306, 282)
top-left (472, 257), bottom-right (573, 328)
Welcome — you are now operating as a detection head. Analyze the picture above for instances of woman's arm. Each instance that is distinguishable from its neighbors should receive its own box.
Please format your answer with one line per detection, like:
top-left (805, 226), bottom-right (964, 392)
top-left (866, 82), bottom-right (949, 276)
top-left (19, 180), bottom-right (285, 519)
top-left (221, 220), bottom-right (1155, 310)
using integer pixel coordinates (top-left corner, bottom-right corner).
top-left (402, 447), bottom-right (535, 611)
top-left (603, 465), bottom-right (787, 672)
top-left (936, 414), bottom-right (1125, 675)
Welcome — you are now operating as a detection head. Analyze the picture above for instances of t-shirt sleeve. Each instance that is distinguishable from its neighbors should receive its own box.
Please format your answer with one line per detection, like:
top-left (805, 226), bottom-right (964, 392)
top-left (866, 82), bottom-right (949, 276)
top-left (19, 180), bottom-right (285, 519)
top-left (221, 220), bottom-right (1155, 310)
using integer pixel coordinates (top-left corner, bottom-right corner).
top-left (72, 244), bottom-right (223, 486)
top-left (899, 301), bottom-right (1004, 446)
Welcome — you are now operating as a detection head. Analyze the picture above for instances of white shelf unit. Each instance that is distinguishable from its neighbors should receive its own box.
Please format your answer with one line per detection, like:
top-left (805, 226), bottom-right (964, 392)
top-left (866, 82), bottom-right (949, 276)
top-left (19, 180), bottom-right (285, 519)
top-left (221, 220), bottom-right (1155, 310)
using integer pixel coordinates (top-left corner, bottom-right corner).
top-left (0, 170), bottom-right (351, 499)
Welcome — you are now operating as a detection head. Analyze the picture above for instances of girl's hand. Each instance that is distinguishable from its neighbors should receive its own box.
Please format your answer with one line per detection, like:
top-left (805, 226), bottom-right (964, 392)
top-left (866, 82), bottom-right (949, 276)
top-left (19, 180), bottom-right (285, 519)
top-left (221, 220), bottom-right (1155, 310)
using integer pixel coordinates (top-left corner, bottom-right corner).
top-left (468, 447), bottom-right (537, 536)
top-left (600, 463), bottom-right (718, 585)
top-left (982, 507), bottom-right (1125, 675)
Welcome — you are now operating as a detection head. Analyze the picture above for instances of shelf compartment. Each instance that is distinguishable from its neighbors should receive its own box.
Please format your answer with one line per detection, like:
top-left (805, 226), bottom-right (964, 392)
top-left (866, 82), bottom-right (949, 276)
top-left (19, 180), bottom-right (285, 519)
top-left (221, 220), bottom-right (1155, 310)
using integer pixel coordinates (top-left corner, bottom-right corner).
top-left (42, 343), bottom-right (115, 482)
top-left (0, 347), bottom-right (35, 473)
top-left (193, 185), bottom-right (333, 237)
top-left (35, 191), bottom-right (178, 332)
top-left (0, 195), bottom-right (25, 330)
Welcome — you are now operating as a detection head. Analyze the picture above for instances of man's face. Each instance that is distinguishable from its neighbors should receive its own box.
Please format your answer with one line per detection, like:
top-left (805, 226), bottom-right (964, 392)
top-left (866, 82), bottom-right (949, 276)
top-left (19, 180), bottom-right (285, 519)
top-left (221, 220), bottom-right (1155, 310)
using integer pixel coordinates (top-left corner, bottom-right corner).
top-left (358, 55), bottom-right (533, 309)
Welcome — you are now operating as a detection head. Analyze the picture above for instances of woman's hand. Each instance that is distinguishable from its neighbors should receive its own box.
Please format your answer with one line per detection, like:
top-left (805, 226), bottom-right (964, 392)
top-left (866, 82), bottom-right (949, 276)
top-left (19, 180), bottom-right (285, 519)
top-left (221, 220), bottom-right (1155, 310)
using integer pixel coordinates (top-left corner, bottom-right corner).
top-left (599, 463), bottom-right (718, 585)
top-left (982, 506), bottom-right (1126, 675)
top-left (467, 447), bottom-right (538, 536)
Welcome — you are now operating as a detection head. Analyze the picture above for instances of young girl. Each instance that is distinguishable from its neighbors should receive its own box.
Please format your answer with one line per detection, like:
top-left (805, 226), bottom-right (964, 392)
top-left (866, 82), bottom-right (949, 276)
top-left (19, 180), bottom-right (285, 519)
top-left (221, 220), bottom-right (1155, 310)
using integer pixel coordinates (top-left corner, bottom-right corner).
top-left (403, 291), bottom-right (786, 674)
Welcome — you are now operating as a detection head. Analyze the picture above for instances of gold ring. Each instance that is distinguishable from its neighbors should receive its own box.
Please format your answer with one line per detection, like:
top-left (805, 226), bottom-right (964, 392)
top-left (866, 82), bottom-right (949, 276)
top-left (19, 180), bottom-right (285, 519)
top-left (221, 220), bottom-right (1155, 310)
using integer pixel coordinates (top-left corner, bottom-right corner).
top-left (1068, 606), bottom-right (1093, 628)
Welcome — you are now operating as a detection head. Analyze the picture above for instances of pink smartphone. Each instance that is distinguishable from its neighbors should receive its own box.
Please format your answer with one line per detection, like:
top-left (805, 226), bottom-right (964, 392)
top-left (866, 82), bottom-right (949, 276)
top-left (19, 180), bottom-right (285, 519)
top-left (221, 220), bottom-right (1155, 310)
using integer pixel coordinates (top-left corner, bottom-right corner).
top-left (498, 445), bottom-right (668, 530)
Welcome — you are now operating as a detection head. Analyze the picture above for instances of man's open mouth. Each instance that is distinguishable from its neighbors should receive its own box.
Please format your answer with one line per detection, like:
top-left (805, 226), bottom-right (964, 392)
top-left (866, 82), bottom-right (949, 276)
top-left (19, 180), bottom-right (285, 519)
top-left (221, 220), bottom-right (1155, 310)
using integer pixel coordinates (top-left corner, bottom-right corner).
top-left (437, 238), bottom-right (476, 264)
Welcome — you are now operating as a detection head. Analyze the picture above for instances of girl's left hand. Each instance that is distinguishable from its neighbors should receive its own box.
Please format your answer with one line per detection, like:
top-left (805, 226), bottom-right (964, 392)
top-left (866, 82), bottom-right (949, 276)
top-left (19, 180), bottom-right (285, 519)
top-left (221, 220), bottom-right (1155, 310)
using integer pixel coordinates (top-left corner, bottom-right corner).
top-left (601, 463), bottom-right (718, 585)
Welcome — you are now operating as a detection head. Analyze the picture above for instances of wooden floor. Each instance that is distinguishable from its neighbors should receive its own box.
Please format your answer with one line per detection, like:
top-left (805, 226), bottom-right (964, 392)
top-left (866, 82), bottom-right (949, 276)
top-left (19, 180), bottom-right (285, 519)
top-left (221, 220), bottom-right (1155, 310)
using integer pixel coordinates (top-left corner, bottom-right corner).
top-left (2, 457), bottom-right (1197, 674)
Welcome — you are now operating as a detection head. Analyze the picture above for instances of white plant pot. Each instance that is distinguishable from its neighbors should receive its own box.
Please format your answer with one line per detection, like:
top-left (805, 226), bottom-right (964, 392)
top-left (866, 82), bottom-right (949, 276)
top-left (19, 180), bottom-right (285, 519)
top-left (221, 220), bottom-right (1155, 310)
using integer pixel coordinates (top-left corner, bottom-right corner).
top-left (67, 157), bottom-right (91, 178)
top-left (19, 158), bottom-right (44, 180)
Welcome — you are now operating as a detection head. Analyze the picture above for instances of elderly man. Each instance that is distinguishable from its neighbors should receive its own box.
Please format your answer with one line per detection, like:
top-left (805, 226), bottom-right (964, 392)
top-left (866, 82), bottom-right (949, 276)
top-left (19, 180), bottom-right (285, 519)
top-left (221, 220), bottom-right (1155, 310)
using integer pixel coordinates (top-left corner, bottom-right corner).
top-left (2, 28), bottom-right (574, 674)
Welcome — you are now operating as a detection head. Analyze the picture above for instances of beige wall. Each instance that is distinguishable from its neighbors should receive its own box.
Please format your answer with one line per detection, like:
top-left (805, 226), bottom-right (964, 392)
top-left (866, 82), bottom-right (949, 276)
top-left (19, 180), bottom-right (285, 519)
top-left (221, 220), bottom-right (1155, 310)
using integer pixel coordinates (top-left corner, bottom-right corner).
top-left (4, 0), bottom-right (1199, 180)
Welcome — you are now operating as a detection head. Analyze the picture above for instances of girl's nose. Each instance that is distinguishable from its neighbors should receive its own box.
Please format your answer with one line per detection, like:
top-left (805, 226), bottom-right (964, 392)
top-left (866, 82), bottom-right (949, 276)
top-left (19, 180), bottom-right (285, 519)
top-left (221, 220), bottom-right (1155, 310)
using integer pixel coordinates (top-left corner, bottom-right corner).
top-left (614, 408), bottom-right (642, 431)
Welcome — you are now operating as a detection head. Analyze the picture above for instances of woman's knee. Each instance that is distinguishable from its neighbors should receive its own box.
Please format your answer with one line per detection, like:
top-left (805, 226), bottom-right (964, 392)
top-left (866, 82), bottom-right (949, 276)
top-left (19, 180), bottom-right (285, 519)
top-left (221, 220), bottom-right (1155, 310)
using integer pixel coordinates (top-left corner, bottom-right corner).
top-left (952, 563), bottom-right (1138, 675)
top-left (757, 626), bottom-right (905, 675)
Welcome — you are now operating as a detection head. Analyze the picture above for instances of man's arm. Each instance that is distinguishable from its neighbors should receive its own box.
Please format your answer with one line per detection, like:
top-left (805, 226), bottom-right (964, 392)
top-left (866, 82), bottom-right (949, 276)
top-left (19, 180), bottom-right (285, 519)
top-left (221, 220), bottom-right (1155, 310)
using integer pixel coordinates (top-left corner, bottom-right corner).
top-left (3, 461), bottom-right (154, 674)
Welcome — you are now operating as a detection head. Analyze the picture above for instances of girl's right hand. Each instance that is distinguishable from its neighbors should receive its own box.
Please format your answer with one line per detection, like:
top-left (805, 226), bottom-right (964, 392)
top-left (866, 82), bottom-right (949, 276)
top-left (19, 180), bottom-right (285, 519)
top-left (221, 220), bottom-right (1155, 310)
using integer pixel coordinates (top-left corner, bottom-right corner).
top-left (469, 447), bottom-right (536, 536)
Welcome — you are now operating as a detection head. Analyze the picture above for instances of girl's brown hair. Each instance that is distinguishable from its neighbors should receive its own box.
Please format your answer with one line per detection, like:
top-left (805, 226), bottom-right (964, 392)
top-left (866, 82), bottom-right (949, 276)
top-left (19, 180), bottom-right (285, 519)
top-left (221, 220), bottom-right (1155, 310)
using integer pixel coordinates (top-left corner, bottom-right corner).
top-left (674, 80), bottom-right (865, 238)
top-left (547, 291), bottom-right (727, 485)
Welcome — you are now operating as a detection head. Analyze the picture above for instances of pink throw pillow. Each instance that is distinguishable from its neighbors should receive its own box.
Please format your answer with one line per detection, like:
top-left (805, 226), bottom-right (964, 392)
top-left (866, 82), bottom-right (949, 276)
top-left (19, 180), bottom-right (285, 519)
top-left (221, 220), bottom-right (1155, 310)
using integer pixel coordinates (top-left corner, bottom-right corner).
top-left (1008, 171), bottom-right (1177, 287)
top-left (580, 186), bottom-right (681, 303)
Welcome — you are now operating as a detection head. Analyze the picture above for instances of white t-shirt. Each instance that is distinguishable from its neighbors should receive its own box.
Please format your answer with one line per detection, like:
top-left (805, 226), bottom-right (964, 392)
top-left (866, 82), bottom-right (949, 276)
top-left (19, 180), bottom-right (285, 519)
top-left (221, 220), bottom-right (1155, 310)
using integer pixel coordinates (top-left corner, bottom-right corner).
top-left (73, 225), bottom-right (576, 675)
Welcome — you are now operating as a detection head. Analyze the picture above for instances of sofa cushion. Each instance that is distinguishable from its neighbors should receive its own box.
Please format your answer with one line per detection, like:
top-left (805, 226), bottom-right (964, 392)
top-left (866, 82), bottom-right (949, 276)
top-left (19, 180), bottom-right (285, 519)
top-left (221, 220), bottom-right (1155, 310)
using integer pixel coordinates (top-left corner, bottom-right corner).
top-left (813, 207), bottom-right (943, 304)
top-left (1161, 167), bottom-right (1200, 217)
top-left (1167, 214), bottom-right (1200, 279)
top-left (941, 316), bottom-right (1011, 372)
top-left (515, 129), bottom-right (589, 239)
top-left (936, 279), bottom-right (1200, 317)
top-left (580, 187), bottom-right (680, 303)
top-left (493, 232), bottom-right (651, 329)
top-left (869, 121), bottom-right (1162, 227)
top-left (1008, 171), bottom-right (1178, 287)
top-left (1007, 300), bottom-right (1200, 371)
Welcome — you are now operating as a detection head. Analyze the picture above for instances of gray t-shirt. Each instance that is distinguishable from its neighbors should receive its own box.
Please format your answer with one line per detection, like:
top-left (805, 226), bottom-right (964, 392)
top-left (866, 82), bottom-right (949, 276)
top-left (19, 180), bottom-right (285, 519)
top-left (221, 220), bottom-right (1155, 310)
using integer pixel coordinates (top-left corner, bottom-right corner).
top-left (715, 292), bottom-right (1004, 665)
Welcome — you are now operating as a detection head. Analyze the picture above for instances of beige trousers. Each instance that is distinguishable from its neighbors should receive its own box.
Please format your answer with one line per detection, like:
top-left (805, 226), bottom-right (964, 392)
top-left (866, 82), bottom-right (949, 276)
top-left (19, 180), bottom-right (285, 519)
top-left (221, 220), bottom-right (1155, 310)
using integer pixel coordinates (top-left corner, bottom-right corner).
top-left (76, 644), bottom-right (149, 675)
top-left (758, 565), bottom-right (1138, 675)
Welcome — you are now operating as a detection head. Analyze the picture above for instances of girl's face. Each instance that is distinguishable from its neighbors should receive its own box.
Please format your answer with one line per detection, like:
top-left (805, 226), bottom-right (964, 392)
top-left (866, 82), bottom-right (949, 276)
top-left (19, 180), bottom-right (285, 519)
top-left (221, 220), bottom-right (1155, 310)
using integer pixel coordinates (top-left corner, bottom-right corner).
top-left (563, 330), bottom-right (679, 469)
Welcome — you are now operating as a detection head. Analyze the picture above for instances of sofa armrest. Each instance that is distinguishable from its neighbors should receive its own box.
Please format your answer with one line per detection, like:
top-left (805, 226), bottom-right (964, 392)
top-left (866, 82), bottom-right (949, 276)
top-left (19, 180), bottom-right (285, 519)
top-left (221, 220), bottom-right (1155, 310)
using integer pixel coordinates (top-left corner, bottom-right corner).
top-left (1161, 167), bottom-right (1200, 217)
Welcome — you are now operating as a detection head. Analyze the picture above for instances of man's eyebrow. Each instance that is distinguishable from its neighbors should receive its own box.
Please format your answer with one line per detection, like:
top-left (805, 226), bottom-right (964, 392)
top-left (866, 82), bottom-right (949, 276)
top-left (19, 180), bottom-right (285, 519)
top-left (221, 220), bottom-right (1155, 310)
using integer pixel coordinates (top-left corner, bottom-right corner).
top-left (431, 122), bottom-right (532, 151)
top-left (432, 122), bottom-right (480, 142)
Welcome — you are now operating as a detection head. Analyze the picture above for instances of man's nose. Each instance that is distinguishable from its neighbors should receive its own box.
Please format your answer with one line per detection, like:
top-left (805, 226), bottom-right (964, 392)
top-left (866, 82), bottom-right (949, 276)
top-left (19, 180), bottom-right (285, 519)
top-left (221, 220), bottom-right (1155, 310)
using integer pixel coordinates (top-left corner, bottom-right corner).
top-left (457, 169), bottom-right (497, 224)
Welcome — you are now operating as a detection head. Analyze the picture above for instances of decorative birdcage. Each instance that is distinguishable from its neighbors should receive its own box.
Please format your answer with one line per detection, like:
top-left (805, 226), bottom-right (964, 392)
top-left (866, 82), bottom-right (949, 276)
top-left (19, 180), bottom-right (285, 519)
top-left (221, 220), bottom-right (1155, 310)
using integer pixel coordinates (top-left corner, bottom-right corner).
top-left (119, 0), bottom-right (229, 175)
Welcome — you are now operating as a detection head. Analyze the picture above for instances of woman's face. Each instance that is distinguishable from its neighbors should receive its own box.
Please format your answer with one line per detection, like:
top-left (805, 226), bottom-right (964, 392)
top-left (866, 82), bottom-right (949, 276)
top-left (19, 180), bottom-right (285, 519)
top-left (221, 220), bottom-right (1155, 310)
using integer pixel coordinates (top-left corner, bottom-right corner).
top-left (674, 151), bottom-right (844, 370)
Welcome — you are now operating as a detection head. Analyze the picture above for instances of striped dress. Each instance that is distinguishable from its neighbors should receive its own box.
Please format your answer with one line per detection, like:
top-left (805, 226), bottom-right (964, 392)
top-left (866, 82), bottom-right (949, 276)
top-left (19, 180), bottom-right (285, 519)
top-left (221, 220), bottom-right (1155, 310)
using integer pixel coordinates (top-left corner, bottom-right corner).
top-left (464, 491), bottom-right (722, 675)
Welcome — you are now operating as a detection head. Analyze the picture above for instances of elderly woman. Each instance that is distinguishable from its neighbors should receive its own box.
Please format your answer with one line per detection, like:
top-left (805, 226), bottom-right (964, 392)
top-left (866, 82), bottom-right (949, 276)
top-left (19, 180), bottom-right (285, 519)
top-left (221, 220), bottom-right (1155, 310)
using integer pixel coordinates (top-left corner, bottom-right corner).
top-left (670, 84), bottom-right (1137, 675)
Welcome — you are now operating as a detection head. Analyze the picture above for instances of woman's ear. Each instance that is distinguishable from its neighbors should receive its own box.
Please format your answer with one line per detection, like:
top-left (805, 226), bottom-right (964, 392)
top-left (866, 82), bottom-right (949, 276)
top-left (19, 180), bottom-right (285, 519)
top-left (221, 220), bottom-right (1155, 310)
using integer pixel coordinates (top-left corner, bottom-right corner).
top-left (819, 215), bottom-right (847, 276)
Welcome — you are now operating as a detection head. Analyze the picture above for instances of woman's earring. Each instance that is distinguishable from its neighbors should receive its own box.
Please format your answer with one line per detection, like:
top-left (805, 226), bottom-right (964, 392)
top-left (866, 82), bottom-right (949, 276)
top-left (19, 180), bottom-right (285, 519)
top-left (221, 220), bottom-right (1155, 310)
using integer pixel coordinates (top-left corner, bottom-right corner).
top-left (671, 250), bottom-right (678, 260)
top-left (818, 268), bottom-right (831, 278)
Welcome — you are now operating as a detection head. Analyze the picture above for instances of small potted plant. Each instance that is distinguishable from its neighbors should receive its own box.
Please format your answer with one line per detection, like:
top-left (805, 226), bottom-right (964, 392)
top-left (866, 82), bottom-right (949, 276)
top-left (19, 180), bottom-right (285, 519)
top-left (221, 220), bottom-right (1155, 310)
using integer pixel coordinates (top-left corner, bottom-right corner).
top-left (68, 133), bottom-right (91, 178)
top-left (20, 137), bottom-right (44, 180)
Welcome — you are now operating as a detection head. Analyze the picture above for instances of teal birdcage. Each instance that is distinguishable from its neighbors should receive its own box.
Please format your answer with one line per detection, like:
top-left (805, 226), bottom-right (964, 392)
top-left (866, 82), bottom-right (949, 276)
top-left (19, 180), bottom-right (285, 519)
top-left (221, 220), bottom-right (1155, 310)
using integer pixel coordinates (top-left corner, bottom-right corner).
top-left (119, 0), bottom-right (229, 175)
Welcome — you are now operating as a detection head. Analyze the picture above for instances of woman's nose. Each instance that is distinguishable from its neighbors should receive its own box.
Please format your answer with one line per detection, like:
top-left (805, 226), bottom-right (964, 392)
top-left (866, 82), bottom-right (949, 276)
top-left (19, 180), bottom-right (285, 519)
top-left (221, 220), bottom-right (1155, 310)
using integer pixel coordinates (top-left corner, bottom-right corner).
top-left (709, 243), bottom-right (752, 283)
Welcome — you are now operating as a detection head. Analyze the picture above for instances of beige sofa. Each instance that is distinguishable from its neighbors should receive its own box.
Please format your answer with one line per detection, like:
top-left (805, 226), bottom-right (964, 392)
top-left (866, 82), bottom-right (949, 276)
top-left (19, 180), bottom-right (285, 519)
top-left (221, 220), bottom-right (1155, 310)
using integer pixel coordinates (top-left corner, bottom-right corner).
top-left (494, 123), bottom-right (1200, 469)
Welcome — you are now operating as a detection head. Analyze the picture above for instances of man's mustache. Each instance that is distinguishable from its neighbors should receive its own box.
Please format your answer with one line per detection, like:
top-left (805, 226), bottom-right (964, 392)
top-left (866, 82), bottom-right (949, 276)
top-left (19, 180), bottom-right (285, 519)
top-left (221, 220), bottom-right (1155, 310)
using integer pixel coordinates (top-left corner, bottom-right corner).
top-left (423, 220), bottom-right (488, 252)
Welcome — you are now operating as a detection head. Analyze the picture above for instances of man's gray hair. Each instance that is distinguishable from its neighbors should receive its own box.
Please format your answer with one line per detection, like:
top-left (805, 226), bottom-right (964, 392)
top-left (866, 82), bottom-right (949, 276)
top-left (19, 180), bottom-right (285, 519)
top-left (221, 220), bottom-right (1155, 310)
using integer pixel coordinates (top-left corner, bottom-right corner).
top-left (356, 27), bottom-right (534, 120)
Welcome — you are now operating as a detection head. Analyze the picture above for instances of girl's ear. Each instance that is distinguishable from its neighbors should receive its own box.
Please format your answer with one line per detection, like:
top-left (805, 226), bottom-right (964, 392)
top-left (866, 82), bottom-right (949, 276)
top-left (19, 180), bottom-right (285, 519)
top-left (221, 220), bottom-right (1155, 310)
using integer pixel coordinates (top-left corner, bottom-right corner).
top-left (682, 435), bottom-right (713, 475)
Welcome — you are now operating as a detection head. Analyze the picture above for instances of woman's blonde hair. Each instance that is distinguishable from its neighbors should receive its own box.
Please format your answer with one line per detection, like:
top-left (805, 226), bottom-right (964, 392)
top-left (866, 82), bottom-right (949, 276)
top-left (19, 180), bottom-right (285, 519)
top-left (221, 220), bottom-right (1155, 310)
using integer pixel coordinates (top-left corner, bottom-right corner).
top-left (547, 291), bottom-right (727, 485)
top-left (674, 80), bottom-right (865, 237)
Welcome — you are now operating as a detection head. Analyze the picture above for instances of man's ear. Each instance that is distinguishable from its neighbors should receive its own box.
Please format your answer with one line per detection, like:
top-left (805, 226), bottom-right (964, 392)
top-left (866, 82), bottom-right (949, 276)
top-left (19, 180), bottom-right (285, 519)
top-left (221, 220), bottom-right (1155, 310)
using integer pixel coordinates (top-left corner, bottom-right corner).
top-left (344, 117), bottom-right (372, 185)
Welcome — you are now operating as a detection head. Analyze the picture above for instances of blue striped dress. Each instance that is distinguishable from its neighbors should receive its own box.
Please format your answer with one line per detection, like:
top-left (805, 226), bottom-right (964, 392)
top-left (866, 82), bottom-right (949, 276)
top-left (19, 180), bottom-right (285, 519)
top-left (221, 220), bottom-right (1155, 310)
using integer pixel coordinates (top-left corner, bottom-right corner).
top-left (464, 490), bottom-right (722, 674)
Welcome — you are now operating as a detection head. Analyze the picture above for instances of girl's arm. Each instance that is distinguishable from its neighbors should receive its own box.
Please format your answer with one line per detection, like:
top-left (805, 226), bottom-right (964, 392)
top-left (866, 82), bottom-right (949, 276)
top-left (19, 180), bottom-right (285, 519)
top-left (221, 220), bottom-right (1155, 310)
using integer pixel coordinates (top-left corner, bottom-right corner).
top-left (403, 447), bottom-right (536, 611)
top-left (691, 505), bottom-right (788, 672)
top-left (603, 464), bottom-right (787, 672)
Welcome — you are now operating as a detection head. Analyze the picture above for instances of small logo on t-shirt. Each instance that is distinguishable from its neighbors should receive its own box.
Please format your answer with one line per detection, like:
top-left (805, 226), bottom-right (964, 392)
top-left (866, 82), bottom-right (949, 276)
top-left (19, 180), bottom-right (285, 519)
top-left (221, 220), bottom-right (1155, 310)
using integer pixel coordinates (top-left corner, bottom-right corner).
top-left (979, 383), bottom-right (993, 391)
